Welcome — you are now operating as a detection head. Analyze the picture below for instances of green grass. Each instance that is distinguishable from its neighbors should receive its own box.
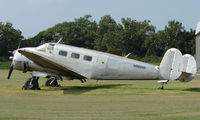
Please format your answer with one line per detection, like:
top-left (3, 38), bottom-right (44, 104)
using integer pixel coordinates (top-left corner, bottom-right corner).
top-left (0, 61), bottom-right (11, 69)
top-left (0, 69), bottom-right (200, 120)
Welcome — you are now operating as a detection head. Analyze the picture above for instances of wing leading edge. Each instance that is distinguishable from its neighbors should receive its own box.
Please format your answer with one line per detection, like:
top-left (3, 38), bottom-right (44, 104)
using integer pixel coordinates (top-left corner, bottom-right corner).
top-left (18, 48), bottom-right (86, 79)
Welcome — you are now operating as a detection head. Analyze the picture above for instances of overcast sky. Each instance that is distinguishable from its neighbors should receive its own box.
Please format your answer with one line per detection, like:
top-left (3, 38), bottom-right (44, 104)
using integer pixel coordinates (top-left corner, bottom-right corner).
top-left (0, 0), bottom-right (199, 38)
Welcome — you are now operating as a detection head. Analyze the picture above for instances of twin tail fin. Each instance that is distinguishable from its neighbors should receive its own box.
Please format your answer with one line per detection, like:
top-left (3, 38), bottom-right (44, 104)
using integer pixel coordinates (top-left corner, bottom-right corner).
top-left (159, 48), bottom-right (197, 82)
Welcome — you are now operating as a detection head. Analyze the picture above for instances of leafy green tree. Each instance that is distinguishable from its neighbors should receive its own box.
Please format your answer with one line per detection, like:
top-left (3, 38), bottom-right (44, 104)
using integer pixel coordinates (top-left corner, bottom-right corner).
top-left (145, 20), bottom-right (195, 57)
top-left (163, 20), bottom-right (185, 49)
top-left (121, 18), bottom-right (155, 56)
top-left (21, 16), bottom-right (195, 63)
top-left (26, 15), bottom-right (98, 49)
top-left (101, 31), bottom-right (124, 55)
top-left (94, 15), bottom-right (121, 52)
top-left (0, 22), bottom-right (23, 57)
top-left (177, 29), bottom-right (195, 54)
top-left (145, 30), bottom-right (169, 57)
top-left (64, 15), bottom-right (98, 49)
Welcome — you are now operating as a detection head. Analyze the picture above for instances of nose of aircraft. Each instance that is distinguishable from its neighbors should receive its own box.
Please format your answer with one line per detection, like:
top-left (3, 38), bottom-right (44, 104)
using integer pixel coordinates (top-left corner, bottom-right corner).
top-left (7, 47), bottom-right (35, 79)
top-left (7, 49), bottom-right (28, 79)
top-left (7, 40), bottom-right (24, 79)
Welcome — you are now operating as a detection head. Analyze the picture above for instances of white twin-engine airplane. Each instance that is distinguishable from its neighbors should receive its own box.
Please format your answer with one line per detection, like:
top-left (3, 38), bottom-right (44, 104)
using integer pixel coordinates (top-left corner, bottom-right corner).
top-left (8, 41), bottom-right (197, 90)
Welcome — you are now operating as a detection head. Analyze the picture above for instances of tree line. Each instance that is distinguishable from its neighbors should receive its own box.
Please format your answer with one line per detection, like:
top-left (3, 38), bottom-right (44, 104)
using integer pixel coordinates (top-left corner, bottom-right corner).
top-left (0, 15), bottom-right (196, 62)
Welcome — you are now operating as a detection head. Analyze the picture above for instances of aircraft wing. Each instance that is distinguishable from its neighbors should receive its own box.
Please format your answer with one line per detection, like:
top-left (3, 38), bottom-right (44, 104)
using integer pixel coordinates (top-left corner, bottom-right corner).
top-left (18, 49), bottom-right (85, 79)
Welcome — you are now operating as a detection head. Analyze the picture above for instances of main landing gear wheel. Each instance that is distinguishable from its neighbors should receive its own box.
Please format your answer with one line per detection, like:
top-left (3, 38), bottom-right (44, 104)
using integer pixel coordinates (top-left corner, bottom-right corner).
top-left (22, 77), bottom-right (40, 90)
top-left (45, 78), bottom-right (60, 87)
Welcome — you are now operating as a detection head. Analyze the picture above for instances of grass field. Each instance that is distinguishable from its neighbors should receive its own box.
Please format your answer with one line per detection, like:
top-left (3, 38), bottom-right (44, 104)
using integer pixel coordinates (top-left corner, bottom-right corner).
top-left (0, 61), bottom-right (11, 69)
top-left (0, 69), bottom-right (200, 120)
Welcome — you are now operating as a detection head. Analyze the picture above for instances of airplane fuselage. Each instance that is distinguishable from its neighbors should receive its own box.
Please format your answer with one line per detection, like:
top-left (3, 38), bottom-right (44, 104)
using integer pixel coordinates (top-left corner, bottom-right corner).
top-left (14, 43), bottom-right (159, 80)
top-left (54, 44), bottom-right (159, 80)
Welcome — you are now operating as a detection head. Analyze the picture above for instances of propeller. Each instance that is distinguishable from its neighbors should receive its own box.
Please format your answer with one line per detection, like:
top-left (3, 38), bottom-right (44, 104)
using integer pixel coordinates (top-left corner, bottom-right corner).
top-left (8, 63), bottom-right (14, 79)
top-left (7, 40), bottom-right (22, 79)
top-left (23, 63), bottom-right (27, 73)
top-left (7, 49), bottom-right (16, 79)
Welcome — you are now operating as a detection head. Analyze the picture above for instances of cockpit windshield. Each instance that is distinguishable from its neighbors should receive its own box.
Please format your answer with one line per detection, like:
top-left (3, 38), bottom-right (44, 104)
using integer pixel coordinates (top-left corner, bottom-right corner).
top-left (47, 43), bottom-right (55, 50)
top-left (36, 43), bottom-right (56, 52)
top-left (36, 43), bottom-right (48, 52)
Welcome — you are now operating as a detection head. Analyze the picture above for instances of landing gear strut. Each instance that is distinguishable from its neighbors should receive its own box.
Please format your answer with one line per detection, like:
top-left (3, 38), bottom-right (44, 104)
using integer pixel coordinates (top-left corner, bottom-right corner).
top-left (158, 80), bottom-right (169, 90)
top-left (22, 77), bottom-right (40, 90)
top-left (158, 85), bottom-right (164, 90)
top-left (80, 78), bottom-right (86, 83)
top-left (45, 77), bottom-right (60, 87)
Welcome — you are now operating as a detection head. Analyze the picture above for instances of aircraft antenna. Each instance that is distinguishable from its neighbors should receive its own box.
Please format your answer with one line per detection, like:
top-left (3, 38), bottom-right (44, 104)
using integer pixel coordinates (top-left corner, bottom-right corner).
top-left (18, 40), bottom-right (22, 49)
top-left (57, 38), bottom-right (63, 44)
top-left (125, 53), bottom-right (132, 58)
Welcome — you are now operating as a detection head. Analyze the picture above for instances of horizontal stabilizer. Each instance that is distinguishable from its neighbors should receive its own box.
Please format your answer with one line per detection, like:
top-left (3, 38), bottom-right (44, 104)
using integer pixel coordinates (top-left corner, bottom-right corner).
top-left (157, 80), bottom-right (168, 83)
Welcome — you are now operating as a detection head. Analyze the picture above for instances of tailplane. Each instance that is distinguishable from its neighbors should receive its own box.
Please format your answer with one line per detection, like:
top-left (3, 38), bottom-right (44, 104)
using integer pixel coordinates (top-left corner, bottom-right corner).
top-left (159, 48), bottom-right (197, 81)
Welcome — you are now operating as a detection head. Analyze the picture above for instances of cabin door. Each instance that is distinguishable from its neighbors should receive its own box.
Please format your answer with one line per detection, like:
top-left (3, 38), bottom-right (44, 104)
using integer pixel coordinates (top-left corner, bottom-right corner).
top-left (95, 55), bottom-right (108, 78)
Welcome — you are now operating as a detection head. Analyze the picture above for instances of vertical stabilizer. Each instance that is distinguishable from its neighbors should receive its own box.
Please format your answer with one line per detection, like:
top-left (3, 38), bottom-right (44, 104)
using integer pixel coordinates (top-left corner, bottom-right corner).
top-left (159, 48), bottom-right (183, 80)
top-left (178, 54), bottom-right (197, 82)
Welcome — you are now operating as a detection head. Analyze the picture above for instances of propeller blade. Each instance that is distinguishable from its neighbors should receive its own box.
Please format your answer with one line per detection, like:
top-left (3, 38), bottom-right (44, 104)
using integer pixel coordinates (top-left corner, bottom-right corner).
top-left (18, 40), bottom-right (22, 49)
top-left (8, 64), bottom-right (14, 79)
top-left (23, 63), bottom-right (27, 73)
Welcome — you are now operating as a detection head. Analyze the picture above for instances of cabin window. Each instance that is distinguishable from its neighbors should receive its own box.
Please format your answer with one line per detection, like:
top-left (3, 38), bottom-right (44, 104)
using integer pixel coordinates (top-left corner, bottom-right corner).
top-left (83, 55), bottom-right (92, 61)
top-left (71, 53), bottom-right (80, 59)
top-left (59, 50), bottom-right (67, 56)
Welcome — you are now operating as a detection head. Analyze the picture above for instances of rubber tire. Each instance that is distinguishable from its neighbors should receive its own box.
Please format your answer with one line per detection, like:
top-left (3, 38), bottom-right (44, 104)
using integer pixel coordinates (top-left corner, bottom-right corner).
top-left (45, 79), bottom-right (58, 87)
top-left (23, 78), bottom-right (40, 90)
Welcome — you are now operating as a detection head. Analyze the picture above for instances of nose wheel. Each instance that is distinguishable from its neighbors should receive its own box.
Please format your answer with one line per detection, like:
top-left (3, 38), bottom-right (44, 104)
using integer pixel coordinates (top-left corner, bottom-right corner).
top-left (22, 77), bottom-right (40, 90)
